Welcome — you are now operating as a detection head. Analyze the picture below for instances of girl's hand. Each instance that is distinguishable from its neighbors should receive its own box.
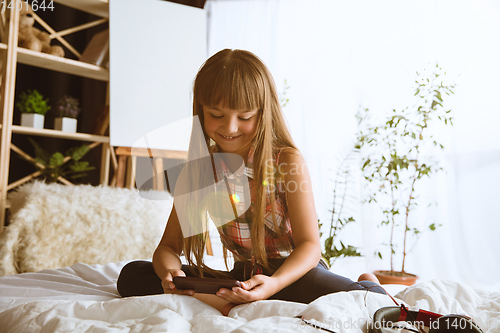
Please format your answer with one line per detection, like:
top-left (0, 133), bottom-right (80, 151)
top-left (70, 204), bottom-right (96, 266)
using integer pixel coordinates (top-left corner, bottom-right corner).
top-left (161, 269), bottom-right (195, 296)
top-left (216, 275), bottom-right (280, 304)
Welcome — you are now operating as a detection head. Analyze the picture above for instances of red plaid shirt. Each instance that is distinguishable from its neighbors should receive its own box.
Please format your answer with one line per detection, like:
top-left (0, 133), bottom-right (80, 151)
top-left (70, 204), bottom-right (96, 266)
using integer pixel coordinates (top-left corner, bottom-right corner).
top-left (211, 144), bottom-right (295, 265)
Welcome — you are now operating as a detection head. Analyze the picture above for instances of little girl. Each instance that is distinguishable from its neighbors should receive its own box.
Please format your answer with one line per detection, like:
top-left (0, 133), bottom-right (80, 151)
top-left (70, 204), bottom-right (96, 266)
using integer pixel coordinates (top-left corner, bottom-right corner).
top-left (117, 49), bottom-right (384, 315)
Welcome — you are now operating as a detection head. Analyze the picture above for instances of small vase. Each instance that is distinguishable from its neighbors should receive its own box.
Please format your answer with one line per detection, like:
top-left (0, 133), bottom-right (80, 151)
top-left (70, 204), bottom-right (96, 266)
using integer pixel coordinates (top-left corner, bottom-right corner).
top-left (54, 117), bottom-right (77, 133)
top-left (21, 113), bottom-right (45, 129)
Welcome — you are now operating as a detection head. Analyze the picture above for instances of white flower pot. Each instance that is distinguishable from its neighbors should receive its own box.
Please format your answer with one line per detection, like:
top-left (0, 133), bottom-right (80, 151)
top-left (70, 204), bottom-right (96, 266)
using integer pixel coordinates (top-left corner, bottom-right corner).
top-left (21, 113), bottom-right (45, 129)
top-left (54, 117), bottom-right (77, 133)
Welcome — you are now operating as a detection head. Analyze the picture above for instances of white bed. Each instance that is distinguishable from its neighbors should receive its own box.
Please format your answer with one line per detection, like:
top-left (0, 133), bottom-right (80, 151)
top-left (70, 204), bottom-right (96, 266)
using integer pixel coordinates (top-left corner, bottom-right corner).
top-left (0, 260), bottom-right (498, 333)
top-left (0, 183), bottom-right (498, 332)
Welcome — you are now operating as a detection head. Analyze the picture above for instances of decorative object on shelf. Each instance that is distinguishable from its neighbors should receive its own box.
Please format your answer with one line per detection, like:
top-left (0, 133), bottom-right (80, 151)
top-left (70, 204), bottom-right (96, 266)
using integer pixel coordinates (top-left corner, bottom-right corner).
top-left (17, 3), bottom-right (64, 57)
top-left (355, 64), bottom-right (455, 285)
top-left (320, 147), bottom-right (362, 268)
top-left (16, 89), bottom-right (50, 129)
top-left (53, 95), bottom-right (81, 133)
top-left (27, 138), bottom-right (95, 183)
top-left (79, 29), bottom-right (109, 68)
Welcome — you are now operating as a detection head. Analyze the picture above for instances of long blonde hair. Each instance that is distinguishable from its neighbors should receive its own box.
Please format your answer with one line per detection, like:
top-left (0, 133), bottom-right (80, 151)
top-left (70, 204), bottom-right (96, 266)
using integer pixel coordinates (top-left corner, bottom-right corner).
top-left (182, 49), bottom-right (297, 276)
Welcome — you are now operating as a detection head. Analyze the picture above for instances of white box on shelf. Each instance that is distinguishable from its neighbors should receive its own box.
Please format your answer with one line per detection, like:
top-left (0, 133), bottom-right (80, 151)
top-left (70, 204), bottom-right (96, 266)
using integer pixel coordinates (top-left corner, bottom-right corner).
top-left (21, 113), bottom-right (45, 129)
top-left (54, 117), bottom-right (77, 133)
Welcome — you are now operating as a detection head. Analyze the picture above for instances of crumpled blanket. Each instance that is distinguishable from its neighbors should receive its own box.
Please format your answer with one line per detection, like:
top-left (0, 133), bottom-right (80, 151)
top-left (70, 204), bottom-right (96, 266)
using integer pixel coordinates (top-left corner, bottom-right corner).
top-left (0, 261), bottom-right (498, 332)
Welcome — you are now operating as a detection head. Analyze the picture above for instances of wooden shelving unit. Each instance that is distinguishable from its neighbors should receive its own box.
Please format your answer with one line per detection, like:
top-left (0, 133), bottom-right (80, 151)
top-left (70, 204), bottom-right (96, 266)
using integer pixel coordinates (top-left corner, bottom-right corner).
top-left (0, 0), bottom-right (111, 230)
top-left (0, 43), bottom-right (109, 81)
top-left (4, 124), bottom-right (110, 143)
top-left (53, 0), bottom-right (109, 18)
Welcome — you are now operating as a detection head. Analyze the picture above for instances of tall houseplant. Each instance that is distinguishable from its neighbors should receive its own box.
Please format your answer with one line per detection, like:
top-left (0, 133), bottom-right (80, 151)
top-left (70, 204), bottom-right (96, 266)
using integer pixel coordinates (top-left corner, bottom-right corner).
top-left (320, 147), bottom-right (362, 267)
top-left (279, 80), bottom-right (362, 267)
top-left (16, 89), bottom-right (50, 129)
top-left (355, 64), bottom-right (455, 284)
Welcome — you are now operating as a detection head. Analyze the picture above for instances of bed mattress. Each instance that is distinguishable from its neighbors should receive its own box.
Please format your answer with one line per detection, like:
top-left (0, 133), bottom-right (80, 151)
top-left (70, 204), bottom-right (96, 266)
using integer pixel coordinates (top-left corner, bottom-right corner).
top-left (0, 260), bottom-right (498, 332)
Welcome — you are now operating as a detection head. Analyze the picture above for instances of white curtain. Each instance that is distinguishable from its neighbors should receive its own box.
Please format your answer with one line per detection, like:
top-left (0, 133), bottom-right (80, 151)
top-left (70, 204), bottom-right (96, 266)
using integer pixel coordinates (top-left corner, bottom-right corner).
top-left (205, 0), bottom-right (500, 291)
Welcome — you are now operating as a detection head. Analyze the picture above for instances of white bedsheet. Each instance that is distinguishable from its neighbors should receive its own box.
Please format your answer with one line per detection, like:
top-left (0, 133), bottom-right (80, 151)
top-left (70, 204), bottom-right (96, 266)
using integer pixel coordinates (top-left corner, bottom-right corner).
top-left (0, 261), bottom-right (498, 332)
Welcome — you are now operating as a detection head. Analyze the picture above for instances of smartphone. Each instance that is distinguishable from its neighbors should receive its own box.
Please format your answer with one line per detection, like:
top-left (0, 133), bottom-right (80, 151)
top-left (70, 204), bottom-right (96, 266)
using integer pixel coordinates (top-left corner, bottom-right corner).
top-left (172, 276), bottom-right (242, 294)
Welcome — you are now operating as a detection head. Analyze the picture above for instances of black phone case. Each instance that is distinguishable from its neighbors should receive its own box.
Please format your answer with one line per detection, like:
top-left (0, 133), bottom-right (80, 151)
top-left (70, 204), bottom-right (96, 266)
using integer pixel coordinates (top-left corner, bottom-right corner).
top-left (172, 276), bottom-right (242, 294)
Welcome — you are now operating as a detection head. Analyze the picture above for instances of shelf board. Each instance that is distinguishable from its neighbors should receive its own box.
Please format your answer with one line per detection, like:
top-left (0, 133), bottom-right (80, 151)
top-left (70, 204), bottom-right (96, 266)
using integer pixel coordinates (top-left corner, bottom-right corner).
top-left (11, 125), bottom-right (110, 143)
top-left (115, 146), bottom-right (188, 160)
top-left (54, 0), bottom-right (109, 18)
top-left (0, 43), bottom-right (109, 81)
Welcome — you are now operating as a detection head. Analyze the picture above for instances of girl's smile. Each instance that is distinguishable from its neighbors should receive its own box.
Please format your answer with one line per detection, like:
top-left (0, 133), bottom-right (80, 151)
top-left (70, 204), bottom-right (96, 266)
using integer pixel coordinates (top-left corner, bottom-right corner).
top-left (203, 104), bottom-right (260, 160)
top-left (218, 133), bottom-right (241, 140)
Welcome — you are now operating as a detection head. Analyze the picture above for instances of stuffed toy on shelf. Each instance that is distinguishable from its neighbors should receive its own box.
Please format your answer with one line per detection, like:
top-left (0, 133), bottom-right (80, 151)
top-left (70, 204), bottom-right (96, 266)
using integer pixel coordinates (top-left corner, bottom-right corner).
top-left (18, 3), bottom-right (64, 57)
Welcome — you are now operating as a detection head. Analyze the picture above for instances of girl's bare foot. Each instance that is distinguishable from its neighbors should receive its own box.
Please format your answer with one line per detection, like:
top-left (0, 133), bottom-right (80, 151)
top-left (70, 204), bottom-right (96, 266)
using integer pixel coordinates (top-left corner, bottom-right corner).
top-left (221, 302), bottom-right (236, 316)
top-left (358, 272), bottom-right (380, 284)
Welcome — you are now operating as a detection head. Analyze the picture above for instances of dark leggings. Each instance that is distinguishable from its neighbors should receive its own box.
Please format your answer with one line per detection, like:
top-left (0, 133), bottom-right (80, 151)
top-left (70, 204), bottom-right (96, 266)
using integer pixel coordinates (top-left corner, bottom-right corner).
top-left (117, 259), bottom-right (386, 304)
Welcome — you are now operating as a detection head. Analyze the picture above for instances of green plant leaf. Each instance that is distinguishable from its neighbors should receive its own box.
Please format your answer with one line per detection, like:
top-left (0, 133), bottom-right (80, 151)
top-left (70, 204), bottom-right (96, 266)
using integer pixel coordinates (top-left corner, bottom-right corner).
top-left (49, 152), bottom-right (65, 167)
top-left (34, 157), bottom-right (46, 167)
top-left (362, 158), bottom-right (371, 170)
top-left (28, 138), bottom-right (50, 165)
top-left (16, 89), bottom-right (50, 115)
top-left (66, 145), bottom-right (90, 161)
top-left (68, 173), bottom-right (88, 180)
top-left (69, 161), bottom-right (90, 172)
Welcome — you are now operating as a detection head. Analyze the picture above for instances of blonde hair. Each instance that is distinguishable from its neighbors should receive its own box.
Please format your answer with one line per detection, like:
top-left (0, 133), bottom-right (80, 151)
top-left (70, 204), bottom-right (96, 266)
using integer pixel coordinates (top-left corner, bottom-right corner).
top-left (182, 49), bottom-right (297, 277)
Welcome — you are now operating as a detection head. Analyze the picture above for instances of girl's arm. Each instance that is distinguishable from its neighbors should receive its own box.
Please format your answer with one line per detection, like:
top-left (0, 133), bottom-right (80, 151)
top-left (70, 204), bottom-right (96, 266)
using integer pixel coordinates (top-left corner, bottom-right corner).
top-left (154, 181), bottom-right (243, 314)
top-left (152, 204), bottom-right (194, 295)
top-left (217, 149), bottom-right (321, 303)
top-left (266, 149), bottom-right (321, 287)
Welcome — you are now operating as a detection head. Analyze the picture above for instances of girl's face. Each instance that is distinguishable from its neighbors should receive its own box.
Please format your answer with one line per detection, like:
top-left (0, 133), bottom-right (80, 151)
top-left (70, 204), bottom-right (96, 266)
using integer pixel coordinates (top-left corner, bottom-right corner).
top-left (203, 103), bottom-right (260, 160)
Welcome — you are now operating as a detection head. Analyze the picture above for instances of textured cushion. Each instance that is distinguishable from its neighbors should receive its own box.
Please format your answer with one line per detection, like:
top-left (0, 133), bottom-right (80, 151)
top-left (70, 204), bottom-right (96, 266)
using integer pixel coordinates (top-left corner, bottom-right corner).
top-left (0, 181), bottom-right (173, 276)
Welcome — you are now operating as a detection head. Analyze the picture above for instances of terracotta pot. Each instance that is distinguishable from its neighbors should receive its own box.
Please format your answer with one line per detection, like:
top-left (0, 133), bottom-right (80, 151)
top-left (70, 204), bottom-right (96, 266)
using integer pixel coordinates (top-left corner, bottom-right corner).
top-left (374, 270), bottom-right (418, 286)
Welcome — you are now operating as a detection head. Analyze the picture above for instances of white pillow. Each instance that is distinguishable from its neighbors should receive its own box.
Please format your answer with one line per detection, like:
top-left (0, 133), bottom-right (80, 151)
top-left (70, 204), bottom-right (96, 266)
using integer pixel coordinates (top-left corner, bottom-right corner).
top-left (0, 181), bottom-right (172, 276)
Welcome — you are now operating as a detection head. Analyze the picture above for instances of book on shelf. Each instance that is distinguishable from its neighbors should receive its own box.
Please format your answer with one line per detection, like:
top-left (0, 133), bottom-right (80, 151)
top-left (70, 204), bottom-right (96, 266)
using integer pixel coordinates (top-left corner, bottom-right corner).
top-left (79, 29), bottom-right (109, 68)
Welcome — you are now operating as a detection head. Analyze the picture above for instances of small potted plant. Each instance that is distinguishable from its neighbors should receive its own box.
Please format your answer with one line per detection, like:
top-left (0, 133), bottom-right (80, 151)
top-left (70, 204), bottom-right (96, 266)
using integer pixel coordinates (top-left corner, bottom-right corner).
top-left (16, 89), bottom-right (50, 129)
top-left (54, 95), bottom-right (81, 133)
top-left (355, 64), bottom-right (455, 285)
top-left (28, 138), bottom-right (95, 183)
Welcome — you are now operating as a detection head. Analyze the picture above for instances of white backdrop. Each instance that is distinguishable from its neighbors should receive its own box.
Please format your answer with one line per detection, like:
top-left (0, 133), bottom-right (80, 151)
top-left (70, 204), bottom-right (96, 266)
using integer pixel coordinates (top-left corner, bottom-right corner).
top-left (206, 0), bottom-right (500, 291)
top-left (110, 0), bottom-right (206, 150)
